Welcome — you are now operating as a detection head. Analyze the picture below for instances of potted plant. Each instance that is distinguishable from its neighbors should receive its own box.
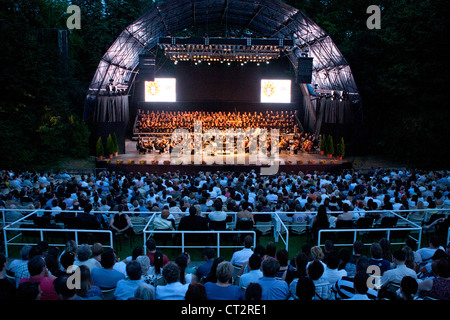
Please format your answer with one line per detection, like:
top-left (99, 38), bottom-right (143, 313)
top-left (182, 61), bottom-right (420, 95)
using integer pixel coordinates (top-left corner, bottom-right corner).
top-left (308, 159), bottom-right (315, 164)
top-left (96, 137), bottom-right (104, 161)
top-left (320, 159), bottom-right (326, 165)
top-left (112, 133), bottom-right (119, 157)
top-left (116, 159), bottom-right (124, 164)
top-left (337, 137), bottom-right (345, 160)
top-left (128, 159), bottom-right (135, 165)
top-left (327, 135), bottom-right (334, 158)
top-left (151, 160), bottom-right (158, 165)
top-left (297, 160), bottom-right (304, 165)
top-left (139, 160), bottom-right (146, 165)
top-left (320, 134), bottom-right (327, 155)
top-left (106, 134), bottom-right (114, 159)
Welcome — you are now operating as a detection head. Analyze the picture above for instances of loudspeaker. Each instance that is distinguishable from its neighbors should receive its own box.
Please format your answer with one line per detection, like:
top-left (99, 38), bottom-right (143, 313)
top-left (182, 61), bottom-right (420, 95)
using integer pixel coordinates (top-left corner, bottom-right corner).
top-left (297, 57), bottom-right (313, 84)
top-left (139, 54), bottom-right (155, 81)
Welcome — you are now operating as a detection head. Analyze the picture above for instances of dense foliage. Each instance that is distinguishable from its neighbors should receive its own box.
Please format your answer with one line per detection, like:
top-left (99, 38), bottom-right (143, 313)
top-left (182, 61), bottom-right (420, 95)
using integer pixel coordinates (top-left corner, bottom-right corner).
top-left (0, 0), bottom-right (449, 169)
top-left (287, 0), bottom-right (450, 168)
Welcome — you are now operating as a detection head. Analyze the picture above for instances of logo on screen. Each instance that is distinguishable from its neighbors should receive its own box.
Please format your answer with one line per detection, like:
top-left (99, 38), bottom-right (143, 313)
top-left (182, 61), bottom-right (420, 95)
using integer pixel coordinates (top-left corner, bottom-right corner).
top-left (146, 81), bottom-right (160, 96)
top-left (262, 82), bottom-right (276, 97)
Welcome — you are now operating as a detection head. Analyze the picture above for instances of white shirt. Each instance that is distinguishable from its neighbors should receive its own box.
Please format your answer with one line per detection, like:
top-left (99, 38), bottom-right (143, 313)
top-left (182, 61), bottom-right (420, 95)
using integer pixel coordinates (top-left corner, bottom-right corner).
top-left (239, 269), bottom-right (263, 291)
top-left (321, 267), bottom-right (347, 286)
top-left (380, 264), bottom-right (417, 286)
top-left (230, 248), bottom-right (254, 267)
top-left (156, 282), bottom-right (189, 300)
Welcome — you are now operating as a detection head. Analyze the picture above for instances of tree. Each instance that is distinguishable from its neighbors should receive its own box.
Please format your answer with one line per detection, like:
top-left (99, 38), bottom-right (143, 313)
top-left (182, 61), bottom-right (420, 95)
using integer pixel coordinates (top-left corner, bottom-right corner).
top-left (105, 134), bottom-right (115, 157)
top-left (320, 134), bottom-right (327, 154)
top-left (112, 132), bottom-right (119, 155)
top-left (328, 135), bottom-right (334, 156)
top-left (96, 137), bottom-right (104, 159)
top-left (337, 137), bottom-right (345, 158)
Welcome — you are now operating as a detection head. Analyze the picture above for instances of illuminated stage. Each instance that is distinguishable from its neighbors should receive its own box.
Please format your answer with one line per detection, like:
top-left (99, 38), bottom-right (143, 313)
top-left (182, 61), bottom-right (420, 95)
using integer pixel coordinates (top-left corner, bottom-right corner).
top-left (98, 139), bottom-right (351, 175)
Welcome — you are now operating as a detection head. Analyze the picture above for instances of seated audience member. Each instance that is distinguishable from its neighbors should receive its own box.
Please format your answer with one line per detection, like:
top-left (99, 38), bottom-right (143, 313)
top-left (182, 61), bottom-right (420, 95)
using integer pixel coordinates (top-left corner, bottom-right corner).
top-left (74, 244), bottom-right (102, 271)
top-left (196, 247), bottom-right (216, 281)
top-left (146, 239), bottom-right (170, 267)
top-left (19, 256), bottom-right (58, 300)
top-left (257, 257), bottom-right (290, 300)
top-left (109, 204), bottom-right (133, 237)
top-left (380, 249), bottom-right (417, 288)
top-left (418, 257), bottom-right (450, 300)
top-left (368, 242), bottom-right (391, 276)
top-left (399, 276), bottom-right (419, 300)
top-left (133, 284), bottom-right (155, 300)
top-left (346, 271), bottom-right (371, 300)
top-left (0, 253), bottom-right (16, 300)
top-left (204, 261), bottom-right (244, 300)
top-left (284, 253), bottom-right (309, 284)
top-left (321, 250), bottom-right (347, 286)
top-left (53, 274), bottom-right (100, 300)
top-left (332, 256), bottom-right (378, 300)
top-left (239, 254), bottom-right (263, 292)
top-left (294, 276), bottom-right (316, 301)
top-left (185, 283), bottom-right (208, 300)
top-left (416, 236), bottom-right (445, 267)
top-left (230, 235), bottom-right (254, 267)
top-left (345, 241), bottom-right (365, 277)
top-left (245, 282), bottom-right (262, 301)
top-left (114, 261), bottom-right (148, 300)
top-left (90, 249), bottom-right (125, 289)
top-left (152, 208), bottom-right (175, 230)
top-left (178, 206), bottom-right (209, 231)
top-left (156, 262), bottom-right (189, 300)
top-left (76, 265), bottom-right (103, 299)
top-left (16, 281), bottom-right (41, 300)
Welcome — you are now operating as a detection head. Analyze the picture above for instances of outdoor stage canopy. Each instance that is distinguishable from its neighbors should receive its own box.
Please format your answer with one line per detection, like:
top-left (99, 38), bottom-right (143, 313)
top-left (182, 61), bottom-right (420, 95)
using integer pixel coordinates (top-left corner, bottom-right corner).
top-left (84, 0), bottom-right (363, 135)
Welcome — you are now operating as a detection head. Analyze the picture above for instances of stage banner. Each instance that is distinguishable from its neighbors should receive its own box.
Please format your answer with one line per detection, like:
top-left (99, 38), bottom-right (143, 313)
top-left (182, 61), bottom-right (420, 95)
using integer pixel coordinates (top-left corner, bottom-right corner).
top-left (260, 79), bottom-right (291, 103)
top-left (144, 78), bottom-right (176, 102)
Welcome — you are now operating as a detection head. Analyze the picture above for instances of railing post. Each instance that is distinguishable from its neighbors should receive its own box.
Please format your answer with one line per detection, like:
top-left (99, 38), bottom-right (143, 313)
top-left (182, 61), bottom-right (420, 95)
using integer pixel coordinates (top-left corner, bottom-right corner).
top-left (217, 232), bottom-right (221, 257)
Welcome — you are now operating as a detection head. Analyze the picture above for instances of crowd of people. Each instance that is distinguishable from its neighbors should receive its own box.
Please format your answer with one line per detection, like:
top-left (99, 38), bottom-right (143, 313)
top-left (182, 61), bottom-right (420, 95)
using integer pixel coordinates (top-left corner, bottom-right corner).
top-left (1, 167), bottom-right (450, 300)
top-left (134, 109), bottom-right (298, 134)
top-left (1, 235), bottom-right (449, 300)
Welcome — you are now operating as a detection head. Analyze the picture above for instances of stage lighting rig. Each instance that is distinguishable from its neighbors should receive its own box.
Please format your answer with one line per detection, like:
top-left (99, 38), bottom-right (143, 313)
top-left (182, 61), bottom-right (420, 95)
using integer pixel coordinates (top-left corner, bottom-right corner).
top-left (158, 37), bottom-right (294, 64)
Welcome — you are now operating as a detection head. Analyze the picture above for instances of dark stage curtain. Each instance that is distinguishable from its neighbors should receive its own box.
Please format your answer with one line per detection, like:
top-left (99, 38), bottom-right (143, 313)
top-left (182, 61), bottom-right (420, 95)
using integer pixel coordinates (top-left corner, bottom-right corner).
top-left (95, 95), bottom-right (130, 123)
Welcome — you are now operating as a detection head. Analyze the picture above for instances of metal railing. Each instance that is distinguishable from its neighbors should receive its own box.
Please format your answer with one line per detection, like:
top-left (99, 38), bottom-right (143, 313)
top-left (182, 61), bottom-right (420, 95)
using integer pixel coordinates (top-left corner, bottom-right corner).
top-left (2, 211), bottom-right (113, 257)
top-left (142, 212), bottom-right (256, 256)
top-left (316, 210), bottom-right (423, 248)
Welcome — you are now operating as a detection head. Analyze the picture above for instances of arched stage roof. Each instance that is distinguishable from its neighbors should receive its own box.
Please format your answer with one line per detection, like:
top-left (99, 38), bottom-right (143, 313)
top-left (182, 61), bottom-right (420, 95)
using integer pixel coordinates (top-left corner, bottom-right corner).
top-left (88, 0), bottom-right (360, 97)
top-left (85, 0), bottom-right (363, 135)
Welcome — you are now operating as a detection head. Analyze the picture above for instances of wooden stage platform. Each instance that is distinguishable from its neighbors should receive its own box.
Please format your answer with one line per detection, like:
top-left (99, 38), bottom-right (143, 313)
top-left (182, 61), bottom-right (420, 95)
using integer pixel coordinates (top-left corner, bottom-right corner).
top-left (97, 139), bottom-right (351, 175)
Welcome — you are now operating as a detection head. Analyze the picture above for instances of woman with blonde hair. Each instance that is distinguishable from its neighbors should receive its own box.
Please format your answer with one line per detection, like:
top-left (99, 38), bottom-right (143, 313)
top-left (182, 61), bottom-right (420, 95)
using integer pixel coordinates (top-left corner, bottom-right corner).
top-left (308, 246), bottom-right (326, 269)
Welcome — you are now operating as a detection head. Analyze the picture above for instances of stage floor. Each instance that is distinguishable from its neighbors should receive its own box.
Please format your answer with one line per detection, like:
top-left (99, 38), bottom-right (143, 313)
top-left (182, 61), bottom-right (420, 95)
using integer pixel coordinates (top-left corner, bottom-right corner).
top-left (110, 139), bottom-right (346, 166)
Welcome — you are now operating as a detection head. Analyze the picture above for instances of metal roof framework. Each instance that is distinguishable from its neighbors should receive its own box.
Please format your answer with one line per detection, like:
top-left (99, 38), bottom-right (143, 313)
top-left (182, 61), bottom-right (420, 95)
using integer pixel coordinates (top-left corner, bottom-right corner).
top-left (87, 0), bottom-right (360, 98)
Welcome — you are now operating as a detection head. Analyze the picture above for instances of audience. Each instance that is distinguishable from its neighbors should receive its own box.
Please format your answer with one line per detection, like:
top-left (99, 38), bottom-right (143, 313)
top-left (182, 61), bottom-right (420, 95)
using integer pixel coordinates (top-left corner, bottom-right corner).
top-left (1, 167), bottom-right (450, 301)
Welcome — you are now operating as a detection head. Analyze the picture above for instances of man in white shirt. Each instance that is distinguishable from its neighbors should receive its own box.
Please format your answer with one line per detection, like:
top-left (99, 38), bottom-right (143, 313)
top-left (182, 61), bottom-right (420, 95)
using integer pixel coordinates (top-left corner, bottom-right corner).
top-left (380, 249), bottom-right (417, 287)
top-left (239, 254), bottom-right (263, 292)
top-left (230, 235), bottom-right (254, 267)
top-left (114, 261), bottom-right (149, 300)
top-left (321, 251), bottom-right (347, 286)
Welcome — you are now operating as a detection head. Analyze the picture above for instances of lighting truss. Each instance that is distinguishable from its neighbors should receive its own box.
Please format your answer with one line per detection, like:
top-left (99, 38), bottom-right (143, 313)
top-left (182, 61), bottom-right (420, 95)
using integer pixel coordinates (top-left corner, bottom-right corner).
top-left (158, 37), bottom-right (294, 63)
